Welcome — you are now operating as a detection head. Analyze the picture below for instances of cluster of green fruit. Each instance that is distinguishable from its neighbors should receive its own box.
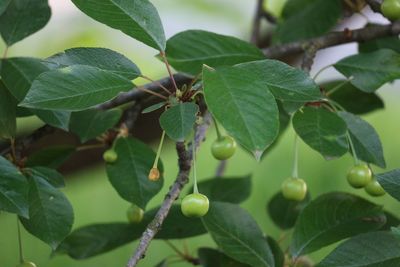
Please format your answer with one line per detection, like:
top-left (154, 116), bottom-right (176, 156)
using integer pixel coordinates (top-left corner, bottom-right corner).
top-left (347, 164), bottom-right (385, 196)
top-left (280, 163), bottom-right (386, 203)
top-left (382, 0), bottom-right (400, 20)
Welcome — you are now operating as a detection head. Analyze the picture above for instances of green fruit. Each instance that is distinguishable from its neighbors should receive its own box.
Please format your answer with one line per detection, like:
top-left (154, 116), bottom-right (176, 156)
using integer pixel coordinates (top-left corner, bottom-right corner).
top-left (181, 193), bottom-right (209, 218)
top-left (103, 149), bottom-right (118, 163)
top-left (365, 179), bottom-right (386, 197)
top-left (16, 261), bottom-right (37, 267)
top-left (281, 177), bottom-right (307, 201)
top-left (347, 164), bottom-right (372, 188)
top-left (211, 136), bottom-right (237, 160)
top-left (381, 0), bottom-right (400, 20)
top-left (126, 204), bottom-right (144, 223)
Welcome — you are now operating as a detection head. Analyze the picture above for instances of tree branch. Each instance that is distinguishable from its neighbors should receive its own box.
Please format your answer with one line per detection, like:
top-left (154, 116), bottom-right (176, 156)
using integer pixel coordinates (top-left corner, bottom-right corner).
top-left (126, 113), bottom-right (212, 267)
top-left (251, 0), bottom-right (265, 45)
top-left (263, 21), bottom-right (400, 58)
top-left (0, 74), bottom-right (192, 157)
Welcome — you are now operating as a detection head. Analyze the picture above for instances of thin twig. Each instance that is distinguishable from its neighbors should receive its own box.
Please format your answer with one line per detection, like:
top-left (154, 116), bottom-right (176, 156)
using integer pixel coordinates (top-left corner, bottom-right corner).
top-left (126, 113), bottom-right (212, 267)
top-left (160, 51), bottom-right (179, 92)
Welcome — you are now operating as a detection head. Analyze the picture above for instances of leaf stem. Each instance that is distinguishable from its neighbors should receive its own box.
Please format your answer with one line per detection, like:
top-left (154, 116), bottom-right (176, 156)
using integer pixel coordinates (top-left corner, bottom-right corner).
top-left (135, 85), bottom-right (168, 100)
top-left (313, 64), bottom-right (333, 81)
top-left (211, 116), bottom-right (222, 140)
top-left (140, 75), bottom-right (172, 95)
top-left (292, 134), bottom-right (299, 178)
top-left (160, 51), bottom-right (179, 92)
top-left (17, 217), bottom-right (24, 263)
top-left (153, 131), bottom-right (166, 169)
top-left (2, 46), bottom-right (9, 58)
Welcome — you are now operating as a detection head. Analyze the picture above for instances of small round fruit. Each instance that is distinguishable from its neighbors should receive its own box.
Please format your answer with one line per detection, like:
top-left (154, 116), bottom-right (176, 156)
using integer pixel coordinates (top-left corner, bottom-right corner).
top-left (365, 180), bottom-right (386, 197)
top-left (16, 261), bottom-right (37, 267)
top-left (211, 136), bottom-right (237, 160)
top-left (103, 149), bottom-right (118, 163)
top-left (347, 164), bottom-right (372, 188)
top-left (126, 204), bottom-right (144, 223)
top-left (381, 0), bottom-right (400, 20)
top-left (281, 177), bottom-right (307, 201)
top-left (181, 193), bottom-right (209, 218)
top-left (148, 167), bottom-right (160, 181)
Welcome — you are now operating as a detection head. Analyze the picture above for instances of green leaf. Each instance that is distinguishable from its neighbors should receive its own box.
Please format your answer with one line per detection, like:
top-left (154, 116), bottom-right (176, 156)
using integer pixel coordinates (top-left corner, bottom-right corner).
top-left (57, 223), bottom-right (143, 259)
top-left (71, 0), bottom-right (165, 51)
top-left (69, 108), bottom-right (123, 142)
top-left (267, 191), bottom-right (310, 230)
top-left (141, 102), bottom-right (166, 114)
top-left (198, 248), bottom-right (250, 267)
top-left (20, 174), bottom-right (74, 249)
top-left (0, 80), bottom-right (16, 139)
top-left (202, 202), bottom-right (274, 267)
top-left (159, 102), bottom-right (199, 142)
top-left (0, 0), bottom-right (11, 15)
top-left (25, 145), bottom-right (76, 168)
top-left (235, 59), bottom-right (321, 102)
top-left (1, 57), bottom-right (71, 129)
top-left (19, 65), bottom-right (133, 111)
top-left (106, 137), bottom-right (163, 209)
top-left (316, 231), bottom-right (400, 267)
top-left (0, 156), bottom-right (29, 218)
top-left (154, 260), bottom-right (168, 267)
top-left (323, 80), bottom-right (384, 115)
top-left (293, 107), bottom-right (348, 159)
top-left (334, 49), bottom-right (400, 92)
top-left (203, 66), bottom-right (279, 160)
top-left (338, 111), bottom-right (386, 168)
top-left (57, 205), bottom-right (206, 259)
top-left (45, 47), bottom-right (141, 80)
top-left (274, 0), bottom-right (342, 43)
top-left (376, 169), bottom-right (400, 202)
top-left (25, 167), bottom-right (65, 188)
top-left (290, 192), bottom-right (386, 257)
top-left (151, 205), bottom-right (207, 239)
top-left (165, 30), bottom-right (264, 75)
top-left (186, 176), bottom-right (251, 204)
top-left (0, 0), bottom-right (51, 46)
top-left (359, 35), bottom-right (400, 54)
top-left (267, 236), bottom-right (285, 267)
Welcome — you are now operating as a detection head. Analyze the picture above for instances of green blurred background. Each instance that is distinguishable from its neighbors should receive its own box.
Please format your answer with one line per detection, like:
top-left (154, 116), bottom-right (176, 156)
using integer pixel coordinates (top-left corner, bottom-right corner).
top-left (1, 1), bottom-right (399, 266)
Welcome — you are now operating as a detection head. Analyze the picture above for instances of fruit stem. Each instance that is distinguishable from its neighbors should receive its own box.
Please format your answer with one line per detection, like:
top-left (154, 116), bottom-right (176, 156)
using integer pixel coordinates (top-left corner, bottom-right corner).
top-left (160, 51), bottom-right (179, 92)
top-left (153, 131), bottom-right (166, 169)
top-left (164, 240), bottom-right (187, 259)
top-left (325, 77), bottom-right (354, 97)
top-left (313, 64), bottom-right (333, 81)
top-left (192, 142), bottom-right (199, 194)
top-left (292, 134), bottom-right (299, 178)
top-left (347, 132), bottom-right (360, 165)
top-left (324, 99), bottom-right (360, 165)
top-left (212, 116), bottom-right (223, 140)
top-left (16, 217), bottom-right (24, 263)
